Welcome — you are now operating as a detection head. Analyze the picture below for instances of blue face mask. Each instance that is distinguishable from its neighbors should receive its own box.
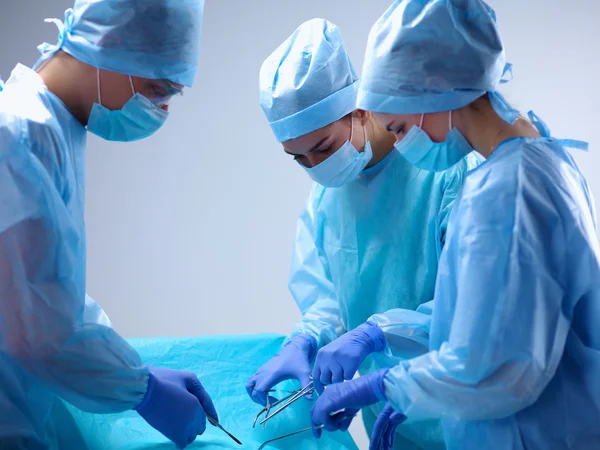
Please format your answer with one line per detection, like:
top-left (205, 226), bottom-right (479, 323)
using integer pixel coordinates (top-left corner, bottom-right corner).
top-left (394, 112), bottom-right (473, 172)
top-left (303, 119), bottom-right (373, 188)
top-left (87, 70), bottom-right (169, 142)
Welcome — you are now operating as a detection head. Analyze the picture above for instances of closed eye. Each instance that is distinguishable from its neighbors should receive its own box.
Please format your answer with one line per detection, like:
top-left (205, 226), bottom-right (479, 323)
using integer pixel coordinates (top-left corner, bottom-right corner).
top-left (314, 146), bottom-right (333, 154)
top-left (388, 125), bottom-right (404, 135)
top-left (293, 155), bottom-right (310, 168)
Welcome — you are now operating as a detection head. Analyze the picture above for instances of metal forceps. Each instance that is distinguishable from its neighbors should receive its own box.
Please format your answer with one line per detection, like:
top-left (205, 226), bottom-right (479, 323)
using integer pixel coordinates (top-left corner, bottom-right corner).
top-left (253, 390), bottom-right (281, 429)
top-left (253, 381), bottom-right (315, 428)
top-left (258, 408), bottom-right (358, 449)
top-left (260, 381), bottom-right (315, 427)
top-left (257, 425), bottom-right (323, 450)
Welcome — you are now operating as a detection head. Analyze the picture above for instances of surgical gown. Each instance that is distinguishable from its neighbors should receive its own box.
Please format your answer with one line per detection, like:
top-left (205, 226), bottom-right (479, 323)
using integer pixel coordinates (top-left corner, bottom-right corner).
top-left (0, 65), bottom-right (148, 449)
top-left (383, 136), bottom-right (600, 449)
top-left (290, 148), bottom-right (481, 449)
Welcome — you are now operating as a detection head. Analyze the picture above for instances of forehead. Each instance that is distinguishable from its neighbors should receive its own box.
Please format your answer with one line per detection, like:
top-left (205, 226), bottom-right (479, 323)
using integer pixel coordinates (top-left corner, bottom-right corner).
top-left (374, 112), bottom-right (403, 122)
top-left (282, 119), bottom-right (348, 154)
top-left (374, 112), bottom-right (417, 125)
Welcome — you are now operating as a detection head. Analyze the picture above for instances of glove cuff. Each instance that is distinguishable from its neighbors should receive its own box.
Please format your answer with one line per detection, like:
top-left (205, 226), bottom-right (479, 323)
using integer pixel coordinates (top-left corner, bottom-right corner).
top-left (371, 368), bottom-right (389, 402)
top-left (290, 333), bottom-right (318, 362)
top-left (361, 321), bottom-right (386, 353)
top-left (134, 371), bottom-right (155, 412)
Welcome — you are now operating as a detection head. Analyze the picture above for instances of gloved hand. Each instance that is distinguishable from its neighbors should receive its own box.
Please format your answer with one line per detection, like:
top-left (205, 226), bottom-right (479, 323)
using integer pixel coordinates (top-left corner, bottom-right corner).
top-left (135, 366), bottom-right (218, 449)
top-left (246, 334), bottom-right (316, 406)
top-left (313, 321), bottom-right (385, 394)
top-left (311, 368), bottom-right (389, 438)
top-left (369, 403), bottom-right (407, 450)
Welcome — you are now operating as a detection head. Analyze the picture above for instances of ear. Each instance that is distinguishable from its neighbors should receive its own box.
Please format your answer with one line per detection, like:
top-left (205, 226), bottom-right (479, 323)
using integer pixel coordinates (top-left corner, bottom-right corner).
top-left (357, 109), bottom-right (371, 127)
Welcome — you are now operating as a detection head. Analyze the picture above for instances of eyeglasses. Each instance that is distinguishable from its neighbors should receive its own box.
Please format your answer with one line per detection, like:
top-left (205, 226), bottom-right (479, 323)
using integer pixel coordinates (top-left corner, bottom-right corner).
top-left (149, 79), bottom-right (184, 106)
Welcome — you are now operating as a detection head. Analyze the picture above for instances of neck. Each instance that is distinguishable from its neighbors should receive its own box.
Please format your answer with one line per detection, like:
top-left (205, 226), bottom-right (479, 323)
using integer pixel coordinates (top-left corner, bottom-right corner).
top-left (455, 98), bottom-right (541, 159)
top-left (37, 51), bottom-right (96, 125)
top-left (365, 116), bottom-right (396, 168)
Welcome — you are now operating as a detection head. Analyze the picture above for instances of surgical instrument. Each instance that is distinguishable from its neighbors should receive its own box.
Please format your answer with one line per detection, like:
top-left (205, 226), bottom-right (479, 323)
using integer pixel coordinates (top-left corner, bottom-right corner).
top-left (253, 388), bottom-right (310, 428)
top-left (259, 381), bottom-right (315, 426)
top-left (258, 425), bottom-right (324, 450)
top-left (206, 414), bottom-right (242, 445)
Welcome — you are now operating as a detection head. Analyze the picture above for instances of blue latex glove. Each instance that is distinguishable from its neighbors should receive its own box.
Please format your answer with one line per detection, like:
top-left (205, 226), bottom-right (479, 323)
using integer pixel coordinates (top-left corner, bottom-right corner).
top-left (369, 403), bottom-right (407, 450)
top-left (311, 368), bottom-right (389, 438)
top-left (246, 334), bottom-right (316, 406)
top-left (135, 366), bottom-right (218, 449)
top-left (313, 321), bottom-right (386, 394)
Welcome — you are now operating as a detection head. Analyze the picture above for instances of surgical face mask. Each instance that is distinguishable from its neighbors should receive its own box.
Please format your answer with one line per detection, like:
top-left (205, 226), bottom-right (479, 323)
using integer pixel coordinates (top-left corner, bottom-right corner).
top-left (394, 111), bottom-right (473, 172)
top-left (303, 118), bottom-right (373, 188)
top-left (87, 69), bottom-right (169, 142)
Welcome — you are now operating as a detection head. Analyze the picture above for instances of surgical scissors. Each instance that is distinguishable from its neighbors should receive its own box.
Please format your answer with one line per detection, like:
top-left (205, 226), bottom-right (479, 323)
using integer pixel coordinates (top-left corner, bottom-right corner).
top-left (253, 383), bottom-right (315, 428)
top-left (259, 381), bottom-right (315, 426)
top-left (253, 391), bottom-right (293, 428)
top-left (254, 377), bottom-right (356, 449)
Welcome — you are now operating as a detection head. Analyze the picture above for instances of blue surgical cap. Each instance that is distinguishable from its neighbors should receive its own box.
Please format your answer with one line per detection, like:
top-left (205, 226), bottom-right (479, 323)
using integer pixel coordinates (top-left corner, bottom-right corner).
top-left (260, 18), bottom-right (359, 142)
top-left (357, 0), bottom-right (518, 123)
top-left (34, 0), bottom-right (205, 87)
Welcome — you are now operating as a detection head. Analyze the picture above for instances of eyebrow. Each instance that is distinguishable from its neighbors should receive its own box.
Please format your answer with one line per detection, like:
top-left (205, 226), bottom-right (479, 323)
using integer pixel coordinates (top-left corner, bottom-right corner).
top-left (284, 136), bottom-right (330, 156)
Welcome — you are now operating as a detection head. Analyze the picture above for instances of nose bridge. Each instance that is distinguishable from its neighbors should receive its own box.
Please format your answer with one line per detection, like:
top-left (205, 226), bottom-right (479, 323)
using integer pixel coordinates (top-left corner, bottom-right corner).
top-left (307, 151), bottom-right (330, 168)
top-left (306, 153), bottom-right (319, 168)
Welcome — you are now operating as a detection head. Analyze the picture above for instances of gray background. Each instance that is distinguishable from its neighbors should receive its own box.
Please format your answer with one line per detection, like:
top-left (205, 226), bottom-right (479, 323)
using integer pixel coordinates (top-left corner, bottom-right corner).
top-left (1, 1), bottom-right (599, 448)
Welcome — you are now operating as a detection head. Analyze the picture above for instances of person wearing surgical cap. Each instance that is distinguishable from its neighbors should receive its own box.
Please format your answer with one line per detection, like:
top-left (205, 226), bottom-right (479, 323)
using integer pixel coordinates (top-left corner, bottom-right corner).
top-left (0, 1), bottom-right (215, 448)
top-left (246, 18), bottom-right (481, 450)
top-left (310, 1), bottom-right (600, 449)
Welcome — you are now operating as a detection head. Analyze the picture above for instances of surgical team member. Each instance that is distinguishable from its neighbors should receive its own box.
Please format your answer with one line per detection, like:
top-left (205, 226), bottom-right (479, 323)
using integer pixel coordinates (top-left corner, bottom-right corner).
top-left (310, 1), bottom-right (600, 449)
top-left (0, 1), bottom-right (217, 449)
top-left (246, 18), bottom-right (480, 449)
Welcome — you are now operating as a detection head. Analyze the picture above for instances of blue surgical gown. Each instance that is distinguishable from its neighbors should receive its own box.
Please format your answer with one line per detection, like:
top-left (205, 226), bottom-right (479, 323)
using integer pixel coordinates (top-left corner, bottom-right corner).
top-left (384, 136), bottom-right (600, 449)
top-left (0, 65), bottom-right (148, 449)
top-left (289, 148), bottom-right (482, 449)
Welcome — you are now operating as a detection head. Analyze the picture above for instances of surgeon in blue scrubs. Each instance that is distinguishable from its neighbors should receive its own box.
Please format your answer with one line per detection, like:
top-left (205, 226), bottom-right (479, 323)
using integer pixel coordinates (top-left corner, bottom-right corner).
top-left (310, 2), bottom-right (600, 449)
top-left (246, 18), bottom-right (481, 450)
top-left (0, 1), bottom-right (216, 448)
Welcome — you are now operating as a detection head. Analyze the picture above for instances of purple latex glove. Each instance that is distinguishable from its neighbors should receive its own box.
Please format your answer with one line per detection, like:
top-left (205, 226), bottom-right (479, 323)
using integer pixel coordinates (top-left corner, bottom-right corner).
top-left (311, 368), bottom-right (389, 438)
top-left (369, 403), bottom-right (407, 450)
top-left (135, 366), bottom-right (218, 449)
top-left (313, 321), bottom-right (385, 394)
top-left (246, 334), bottom-right (316, 406)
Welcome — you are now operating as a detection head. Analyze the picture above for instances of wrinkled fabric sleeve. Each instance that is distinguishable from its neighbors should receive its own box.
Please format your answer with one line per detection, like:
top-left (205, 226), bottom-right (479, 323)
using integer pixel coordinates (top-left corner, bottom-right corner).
top-left (368, 154), bottom-right (483, 359)
top-left (369, 301), bottom-right (433, 360)
top-left (288, 185), bottom-right (345, 348)
top-left (383, 171), bottom-right (571, 421)
top-left (0, 151), bottom-right (148, 414)
top-left (436, 152), bottom-right (483, 255)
